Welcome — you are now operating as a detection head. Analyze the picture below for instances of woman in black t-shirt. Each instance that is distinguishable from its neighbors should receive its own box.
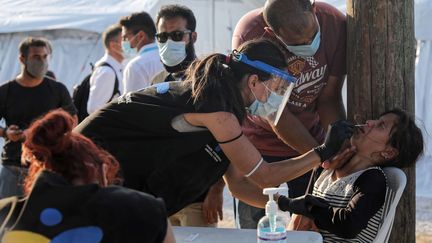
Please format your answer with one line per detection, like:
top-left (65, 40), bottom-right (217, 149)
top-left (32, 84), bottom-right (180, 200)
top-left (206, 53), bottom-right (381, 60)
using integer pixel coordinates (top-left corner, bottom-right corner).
top-left (76, 38), bottom-right (354, 215)
top-left (2, 110), bottom-right (174, 243)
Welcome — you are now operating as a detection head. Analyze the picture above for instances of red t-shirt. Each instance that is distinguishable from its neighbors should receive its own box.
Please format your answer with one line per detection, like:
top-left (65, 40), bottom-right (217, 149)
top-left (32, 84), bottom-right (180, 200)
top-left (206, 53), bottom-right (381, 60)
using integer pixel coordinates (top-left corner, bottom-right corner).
top-left (232, 2), bottom-right (346, 157)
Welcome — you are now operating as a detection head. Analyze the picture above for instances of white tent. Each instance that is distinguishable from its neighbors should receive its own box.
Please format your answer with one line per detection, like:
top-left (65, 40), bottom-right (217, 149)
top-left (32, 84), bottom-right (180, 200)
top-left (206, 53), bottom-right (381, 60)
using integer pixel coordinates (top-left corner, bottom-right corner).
top-left (0, 0), bottom-right (264, 92)
top-left (0, 0), bottom-right (430, 197)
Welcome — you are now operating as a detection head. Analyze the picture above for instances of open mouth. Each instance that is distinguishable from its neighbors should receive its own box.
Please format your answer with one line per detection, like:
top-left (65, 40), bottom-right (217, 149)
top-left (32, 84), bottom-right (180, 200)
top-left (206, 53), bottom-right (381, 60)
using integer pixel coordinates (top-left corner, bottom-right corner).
top-left (354, 124), bottom-right (366, 134)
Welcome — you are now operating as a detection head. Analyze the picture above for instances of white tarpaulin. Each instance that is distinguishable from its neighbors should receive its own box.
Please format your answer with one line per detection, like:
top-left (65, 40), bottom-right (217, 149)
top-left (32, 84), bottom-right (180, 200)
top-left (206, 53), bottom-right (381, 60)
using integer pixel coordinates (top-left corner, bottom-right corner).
top-left (0, 0), bottom-right (264, 91)
top-left (0, 0), bottom-right (431, 197)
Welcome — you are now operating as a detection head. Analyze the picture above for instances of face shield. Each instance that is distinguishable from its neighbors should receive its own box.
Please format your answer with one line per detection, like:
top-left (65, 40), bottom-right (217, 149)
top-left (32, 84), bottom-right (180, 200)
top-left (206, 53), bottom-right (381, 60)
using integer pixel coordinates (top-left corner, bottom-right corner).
top-left (232, 52), bottom-right (296, 125)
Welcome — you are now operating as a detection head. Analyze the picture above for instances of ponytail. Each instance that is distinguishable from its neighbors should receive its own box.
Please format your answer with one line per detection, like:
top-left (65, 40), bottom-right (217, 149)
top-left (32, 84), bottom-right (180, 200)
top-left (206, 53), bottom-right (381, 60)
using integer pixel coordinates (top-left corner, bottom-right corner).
top-left (185, 54), bottom-right (246, 123)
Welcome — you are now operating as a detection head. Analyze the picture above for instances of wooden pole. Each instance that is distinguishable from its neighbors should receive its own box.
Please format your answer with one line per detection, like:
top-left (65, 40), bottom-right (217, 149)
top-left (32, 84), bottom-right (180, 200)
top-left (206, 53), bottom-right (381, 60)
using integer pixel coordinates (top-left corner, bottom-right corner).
top-left (346, 0), bottom-right (415, 242)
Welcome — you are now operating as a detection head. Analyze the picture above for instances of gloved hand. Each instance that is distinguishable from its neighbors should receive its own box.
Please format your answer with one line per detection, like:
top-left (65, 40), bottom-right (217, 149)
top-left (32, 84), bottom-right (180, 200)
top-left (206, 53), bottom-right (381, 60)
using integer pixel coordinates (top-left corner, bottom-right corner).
top-left (314, 120), bottom-right (354, 162)
top-left (277, 194), bottom-right (329, 219)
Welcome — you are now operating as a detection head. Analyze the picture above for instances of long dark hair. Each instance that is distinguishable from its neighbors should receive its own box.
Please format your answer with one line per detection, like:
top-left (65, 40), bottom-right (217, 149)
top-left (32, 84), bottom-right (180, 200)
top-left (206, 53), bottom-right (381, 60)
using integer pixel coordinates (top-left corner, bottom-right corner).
top-left (184, 38), bottom-right (287, 123)
top-left (381, 108), bottom-right (424, 168)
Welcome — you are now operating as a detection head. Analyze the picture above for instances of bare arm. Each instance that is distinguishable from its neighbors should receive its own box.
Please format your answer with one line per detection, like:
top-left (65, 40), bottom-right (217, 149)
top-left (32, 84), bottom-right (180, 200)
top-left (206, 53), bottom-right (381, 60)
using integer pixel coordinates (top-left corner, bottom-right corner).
top-left (223, 164), bottom-right (268, 208)
top-left (316, 75), bottom-right (346, 130)
top-left (269, 107), bottom-right (318, 154)
top-left (185, 112), bottom-right (321, 188)
top-left (163, 220), bottom-right (176, 243)
top-left (202, 178), bottom-right (225, 224)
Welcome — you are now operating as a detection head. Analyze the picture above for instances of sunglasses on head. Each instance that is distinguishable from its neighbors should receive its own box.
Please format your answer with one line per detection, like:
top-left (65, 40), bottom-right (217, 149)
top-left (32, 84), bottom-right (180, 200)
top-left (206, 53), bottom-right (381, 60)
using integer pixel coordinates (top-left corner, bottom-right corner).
top-left (156, 30), bottom-right (192, 43)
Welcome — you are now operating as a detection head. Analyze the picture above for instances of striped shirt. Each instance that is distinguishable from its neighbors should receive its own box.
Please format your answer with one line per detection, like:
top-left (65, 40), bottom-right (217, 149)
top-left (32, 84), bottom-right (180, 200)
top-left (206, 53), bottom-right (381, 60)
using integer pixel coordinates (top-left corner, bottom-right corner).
top-left (311, 167), bottom-right (387, 242)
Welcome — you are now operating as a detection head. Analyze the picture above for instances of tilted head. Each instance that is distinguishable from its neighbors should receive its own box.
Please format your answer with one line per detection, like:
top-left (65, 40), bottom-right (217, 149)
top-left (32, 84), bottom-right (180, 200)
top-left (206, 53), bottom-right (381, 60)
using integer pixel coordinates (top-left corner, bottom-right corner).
top-left (263, 0), bottom-right (320, 57)
top-left (351, 108), bottom-right (424, 168)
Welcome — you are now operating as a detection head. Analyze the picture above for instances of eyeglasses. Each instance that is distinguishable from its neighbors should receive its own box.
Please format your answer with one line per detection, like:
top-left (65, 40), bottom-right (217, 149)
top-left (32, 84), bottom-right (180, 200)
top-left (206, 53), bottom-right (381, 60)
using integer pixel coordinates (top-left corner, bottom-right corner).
top-left (156, 30), bottom-right (192, 43)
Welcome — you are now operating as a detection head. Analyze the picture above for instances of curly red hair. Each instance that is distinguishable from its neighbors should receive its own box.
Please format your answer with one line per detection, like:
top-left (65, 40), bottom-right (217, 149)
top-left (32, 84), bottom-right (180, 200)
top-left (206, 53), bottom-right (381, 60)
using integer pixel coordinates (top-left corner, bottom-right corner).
top-left (22, 110), bottom-right (120, 194)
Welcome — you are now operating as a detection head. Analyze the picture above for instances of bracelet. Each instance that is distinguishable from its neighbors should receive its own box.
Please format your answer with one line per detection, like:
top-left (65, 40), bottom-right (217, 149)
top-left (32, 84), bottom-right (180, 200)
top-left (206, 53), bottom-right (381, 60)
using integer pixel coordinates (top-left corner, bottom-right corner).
top-left (217, 131), bottom-right (243, 144)
top-left (245, 157), bottom-right (264, 177)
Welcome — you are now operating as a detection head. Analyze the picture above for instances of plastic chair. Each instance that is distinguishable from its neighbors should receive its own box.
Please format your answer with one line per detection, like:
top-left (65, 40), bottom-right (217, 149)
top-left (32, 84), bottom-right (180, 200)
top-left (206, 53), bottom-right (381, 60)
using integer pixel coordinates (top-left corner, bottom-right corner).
top-left (373, 167), bottom-right (407, 243)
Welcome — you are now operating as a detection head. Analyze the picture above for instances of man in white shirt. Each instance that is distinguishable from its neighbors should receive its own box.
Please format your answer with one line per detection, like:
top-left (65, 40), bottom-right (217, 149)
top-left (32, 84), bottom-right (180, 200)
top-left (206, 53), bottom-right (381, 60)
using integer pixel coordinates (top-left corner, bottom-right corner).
top-left (120, 12), bottom-right (164, 93)
top-left (87, 24), bottom-right (123, 114)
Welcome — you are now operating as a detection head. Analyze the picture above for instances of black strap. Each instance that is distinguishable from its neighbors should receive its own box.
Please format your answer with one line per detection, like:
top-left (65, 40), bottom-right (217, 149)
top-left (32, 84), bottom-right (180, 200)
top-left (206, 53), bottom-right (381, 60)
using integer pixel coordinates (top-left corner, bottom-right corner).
top-left (217, 131), bottom-right (243, 144)
top-left (97, 62), bottom-right (120, 101)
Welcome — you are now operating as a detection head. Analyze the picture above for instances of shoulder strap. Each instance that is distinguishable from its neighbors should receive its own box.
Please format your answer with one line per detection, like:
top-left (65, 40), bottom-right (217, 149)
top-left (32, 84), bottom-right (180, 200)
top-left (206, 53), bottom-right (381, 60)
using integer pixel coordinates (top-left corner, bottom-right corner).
top-left (98, 62), bottom-right (120, 100)
top-left (0, 196), bottom-right (18, 233)
top-left (0, 195), bottom-right (29, 233)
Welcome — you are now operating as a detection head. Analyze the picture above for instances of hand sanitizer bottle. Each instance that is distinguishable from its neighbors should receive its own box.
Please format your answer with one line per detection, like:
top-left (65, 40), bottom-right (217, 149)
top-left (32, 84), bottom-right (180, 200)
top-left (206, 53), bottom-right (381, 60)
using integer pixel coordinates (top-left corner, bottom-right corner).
top-left (257, 187), bottom-right (288, 243)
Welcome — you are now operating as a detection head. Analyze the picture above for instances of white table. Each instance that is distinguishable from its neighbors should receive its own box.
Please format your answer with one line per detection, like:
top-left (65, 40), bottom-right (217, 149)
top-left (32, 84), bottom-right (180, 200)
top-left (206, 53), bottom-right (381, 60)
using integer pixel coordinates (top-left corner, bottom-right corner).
top-left (173, 226), bottom-right (323, 243)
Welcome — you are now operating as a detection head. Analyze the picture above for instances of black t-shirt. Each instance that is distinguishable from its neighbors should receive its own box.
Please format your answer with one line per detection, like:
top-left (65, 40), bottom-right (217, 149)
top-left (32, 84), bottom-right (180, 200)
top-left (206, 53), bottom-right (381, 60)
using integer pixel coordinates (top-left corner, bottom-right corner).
top-left (75, 81), bottom-right (230, 215)
top-left (3, 171), bottom-right (167, 243)
top-left (0, 78), bottom-right (77, 166)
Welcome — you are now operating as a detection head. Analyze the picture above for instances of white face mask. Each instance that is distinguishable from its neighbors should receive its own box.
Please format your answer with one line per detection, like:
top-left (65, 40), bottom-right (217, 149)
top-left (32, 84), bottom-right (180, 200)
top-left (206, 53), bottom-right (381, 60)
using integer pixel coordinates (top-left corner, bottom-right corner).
top-left (121, 40), bottom-right (137, 59)
top-left (157, 39), bottom-right (187, 67)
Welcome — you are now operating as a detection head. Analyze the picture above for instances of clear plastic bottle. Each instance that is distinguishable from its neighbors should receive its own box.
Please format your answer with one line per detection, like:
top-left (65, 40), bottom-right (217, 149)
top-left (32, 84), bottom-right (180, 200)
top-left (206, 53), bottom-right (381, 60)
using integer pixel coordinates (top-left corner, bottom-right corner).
top-left (257, 188), bottom-right (288, 243)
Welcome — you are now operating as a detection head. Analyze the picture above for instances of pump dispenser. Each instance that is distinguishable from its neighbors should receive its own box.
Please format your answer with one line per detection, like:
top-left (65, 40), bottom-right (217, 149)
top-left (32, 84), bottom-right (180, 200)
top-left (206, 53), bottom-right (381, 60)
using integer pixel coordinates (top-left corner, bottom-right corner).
top-left (257, 187), bottom-right (288, 243)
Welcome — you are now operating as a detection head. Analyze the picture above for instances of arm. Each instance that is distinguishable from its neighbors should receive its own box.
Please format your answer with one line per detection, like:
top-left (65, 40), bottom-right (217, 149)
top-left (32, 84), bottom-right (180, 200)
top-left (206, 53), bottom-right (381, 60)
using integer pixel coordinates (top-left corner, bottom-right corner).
top-left (316, 75), bottom-right (346, 130)
top-left (311, 169), bottom-right (386, 238)
top-left (269, 106), bottom-right (319, 154)
top-left (185, 112), bottom-right (322, 188)
top-left (163, 220), bottom-right (176, 243)
top-left (0, 127), bottom-right (6, 139)
top-left (223, 164), bottom-right (268, 208)
top-left (87, 67), bottom-right (116, 114)
top-left (1, 125), bottom-right (23, 142)
top-left (202, 178), bottom-right (225, 224)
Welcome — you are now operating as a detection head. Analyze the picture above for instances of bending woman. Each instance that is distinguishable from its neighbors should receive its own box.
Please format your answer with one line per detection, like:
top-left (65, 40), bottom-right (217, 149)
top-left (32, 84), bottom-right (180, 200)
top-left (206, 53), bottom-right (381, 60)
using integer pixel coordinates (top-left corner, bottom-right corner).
top-left (1, 110), bottom-right (175, 243)
top-left (277, 109), bottom-right (424, 242)
top-left (75, 38), bottom-right (353, 215)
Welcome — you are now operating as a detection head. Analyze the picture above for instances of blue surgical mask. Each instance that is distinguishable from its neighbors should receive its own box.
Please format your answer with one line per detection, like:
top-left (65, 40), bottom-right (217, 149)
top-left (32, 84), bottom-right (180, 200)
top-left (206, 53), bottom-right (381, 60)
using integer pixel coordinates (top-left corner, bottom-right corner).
top-left (247, 91), bottom-right (284, 118)
top-left (122, 40), bottom-right (137, 59)
top-left (282, 29), bottom-right (321, 57)
top-left (157, 39), bottom-right (187, 67)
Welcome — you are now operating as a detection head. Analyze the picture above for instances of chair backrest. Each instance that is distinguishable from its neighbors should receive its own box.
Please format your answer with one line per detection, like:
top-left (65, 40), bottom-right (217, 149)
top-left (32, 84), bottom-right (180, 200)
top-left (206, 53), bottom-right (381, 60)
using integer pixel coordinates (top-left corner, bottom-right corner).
top-left (373, 167), bottom-right (407, 243)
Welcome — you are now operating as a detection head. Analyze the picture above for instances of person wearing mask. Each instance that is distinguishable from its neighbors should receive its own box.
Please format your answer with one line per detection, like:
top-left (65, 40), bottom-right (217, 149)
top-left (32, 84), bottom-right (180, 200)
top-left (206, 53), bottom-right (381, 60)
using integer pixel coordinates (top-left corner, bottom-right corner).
top-left (120, 12), bottom-right (164, 93)
top-left (277, 109), bottom-right (423, 242)
top-left (0, 110), bottom-right (175, 243)
top-left (152, 4), bottom-right (224, 227)
top-left (75, 38), bottom-right (354, 216)
top-left (0, 37), bottom-right (77, 199)
top-left (231, 0), bottom-right (347, 228)
top-left (87, 24), bottom-right (124, 115)
top-left (152, 5), bottom-right (197, 84)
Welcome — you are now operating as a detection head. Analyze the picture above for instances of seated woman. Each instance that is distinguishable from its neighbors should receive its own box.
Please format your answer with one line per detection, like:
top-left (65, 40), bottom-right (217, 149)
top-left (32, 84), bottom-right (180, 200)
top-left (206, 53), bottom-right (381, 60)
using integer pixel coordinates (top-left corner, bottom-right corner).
top-left (278, 109), bottom-right (424, 242)
top-left (1, 110), bottom-right (175, 243)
